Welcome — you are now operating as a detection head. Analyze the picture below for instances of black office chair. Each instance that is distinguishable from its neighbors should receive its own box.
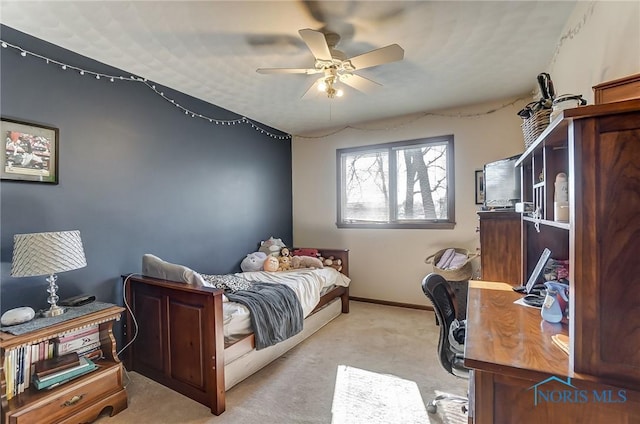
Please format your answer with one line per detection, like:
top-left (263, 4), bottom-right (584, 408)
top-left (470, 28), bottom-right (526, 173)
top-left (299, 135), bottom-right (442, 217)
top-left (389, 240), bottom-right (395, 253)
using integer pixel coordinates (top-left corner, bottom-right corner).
top-left (422, 273), bottom-right (469, 414)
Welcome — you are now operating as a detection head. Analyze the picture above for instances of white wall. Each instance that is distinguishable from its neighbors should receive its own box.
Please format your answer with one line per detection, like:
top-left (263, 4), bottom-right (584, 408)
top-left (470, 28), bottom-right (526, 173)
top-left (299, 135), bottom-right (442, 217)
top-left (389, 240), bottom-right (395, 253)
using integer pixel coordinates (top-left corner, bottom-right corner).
top-left (292, 98), bottom-right (526, 306)
top-left (546, 1), bottom-right (639, 103)
top-left (292, 1), bottom-right (640, 307)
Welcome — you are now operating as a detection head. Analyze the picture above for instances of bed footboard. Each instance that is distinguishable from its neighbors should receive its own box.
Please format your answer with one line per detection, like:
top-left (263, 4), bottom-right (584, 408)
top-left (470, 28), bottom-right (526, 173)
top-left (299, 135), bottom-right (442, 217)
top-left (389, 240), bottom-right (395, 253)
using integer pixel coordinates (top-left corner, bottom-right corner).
top-left (123, 275), bottom-right (226, 415)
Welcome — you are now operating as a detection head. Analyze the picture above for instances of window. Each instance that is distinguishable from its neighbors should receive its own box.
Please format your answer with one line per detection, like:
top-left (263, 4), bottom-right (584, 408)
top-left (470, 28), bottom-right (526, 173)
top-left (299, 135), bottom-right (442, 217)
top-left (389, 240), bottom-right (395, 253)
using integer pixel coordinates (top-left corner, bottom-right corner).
top-left (337, 135), bottom-right (455, 229)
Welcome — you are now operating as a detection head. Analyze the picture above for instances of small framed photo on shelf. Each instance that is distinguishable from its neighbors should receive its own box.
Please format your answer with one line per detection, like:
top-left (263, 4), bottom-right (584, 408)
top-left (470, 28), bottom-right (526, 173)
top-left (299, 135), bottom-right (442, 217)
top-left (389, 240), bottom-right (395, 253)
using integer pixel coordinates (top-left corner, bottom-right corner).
top-left (1, 117), bottom-right (59, 184)
top-left (475, 169), bottom-right (484, 205)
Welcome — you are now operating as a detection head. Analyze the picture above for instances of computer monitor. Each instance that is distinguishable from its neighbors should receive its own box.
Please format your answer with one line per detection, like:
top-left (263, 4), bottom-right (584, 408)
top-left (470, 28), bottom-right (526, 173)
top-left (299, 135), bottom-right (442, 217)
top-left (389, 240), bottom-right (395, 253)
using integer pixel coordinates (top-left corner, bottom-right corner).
top-left (525, 248), bottom-right (552, 293)
top-left (483, 154), bottom-right (521, 209)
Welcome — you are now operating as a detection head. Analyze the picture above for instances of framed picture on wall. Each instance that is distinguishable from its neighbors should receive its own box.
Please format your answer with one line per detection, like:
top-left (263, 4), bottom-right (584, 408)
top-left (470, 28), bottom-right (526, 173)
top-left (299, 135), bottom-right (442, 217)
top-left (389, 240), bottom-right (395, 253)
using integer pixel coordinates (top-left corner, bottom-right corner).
top-left (1, 117), bottom-right (58, 184)
top-left (475, 169), bottom-right (484, 205)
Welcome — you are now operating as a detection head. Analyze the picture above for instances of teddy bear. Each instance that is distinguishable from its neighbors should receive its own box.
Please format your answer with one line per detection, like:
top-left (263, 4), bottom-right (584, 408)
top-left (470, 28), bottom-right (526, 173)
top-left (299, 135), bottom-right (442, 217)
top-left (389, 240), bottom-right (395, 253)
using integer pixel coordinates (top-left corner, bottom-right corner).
top-left (291, 255), bottom-right (323, 269)
top-left (278, 255), bottom-right (292, 271)
top-left (263, 255), bottom-right (279, 272)
top-left (318, 255), bottom-right (343, 272)
top-left (240, 252), bottom-right (267, 272)
top-left (258, 237), bottom-right (286, 257)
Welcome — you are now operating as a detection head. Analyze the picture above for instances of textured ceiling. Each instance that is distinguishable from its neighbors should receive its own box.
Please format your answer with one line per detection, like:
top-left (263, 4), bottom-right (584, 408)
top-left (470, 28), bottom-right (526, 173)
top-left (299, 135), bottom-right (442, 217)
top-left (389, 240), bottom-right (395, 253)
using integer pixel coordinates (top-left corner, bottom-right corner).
top-left (0, 1), bottom-right (577, 136)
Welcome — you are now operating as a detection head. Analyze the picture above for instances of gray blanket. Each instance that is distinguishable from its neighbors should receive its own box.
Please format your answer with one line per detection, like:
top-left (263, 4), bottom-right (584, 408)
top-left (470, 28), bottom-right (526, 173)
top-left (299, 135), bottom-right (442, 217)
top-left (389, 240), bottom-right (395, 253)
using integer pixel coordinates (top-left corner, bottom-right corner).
top-left (225, 282), bottom-right (303, 350)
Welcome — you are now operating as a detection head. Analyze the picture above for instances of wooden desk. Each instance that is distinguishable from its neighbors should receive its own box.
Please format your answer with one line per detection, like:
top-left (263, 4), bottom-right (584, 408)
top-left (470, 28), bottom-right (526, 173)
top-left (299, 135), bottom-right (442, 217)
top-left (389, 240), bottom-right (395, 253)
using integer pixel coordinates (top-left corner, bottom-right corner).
top-left (464, 281), bottom-right (640, 423)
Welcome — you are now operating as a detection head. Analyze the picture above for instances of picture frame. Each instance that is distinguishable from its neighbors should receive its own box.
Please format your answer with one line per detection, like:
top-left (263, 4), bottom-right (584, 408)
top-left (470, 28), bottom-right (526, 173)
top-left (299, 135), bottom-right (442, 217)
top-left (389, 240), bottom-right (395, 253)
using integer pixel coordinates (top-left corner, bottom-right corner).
top-left (1, 117), bottom-right (58, 184)
top-left (475, 169), bottom-right (484, 205)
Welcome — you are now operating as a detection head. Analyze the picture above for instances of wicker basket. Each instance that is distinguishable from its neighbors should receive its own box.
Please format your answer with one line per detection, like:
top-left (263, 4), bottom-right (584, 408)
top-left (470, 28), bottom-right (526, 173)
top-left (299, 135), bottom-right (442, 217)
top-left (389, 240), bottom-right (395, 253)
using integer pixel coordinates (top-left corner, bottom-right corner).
top-left (521, 108), bottom-right (552, 148)
top-left (425, 248), bottom-right (478, 282)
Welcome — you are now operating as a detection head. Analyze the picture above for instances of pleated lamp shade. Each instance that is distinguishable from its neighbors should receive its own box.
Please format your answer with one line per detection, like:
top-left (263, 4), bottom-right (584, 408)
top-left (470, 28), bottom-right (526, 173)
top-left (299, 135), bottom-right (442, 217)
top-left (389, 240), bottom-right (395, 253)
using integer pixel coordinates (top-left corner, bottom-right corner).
top-left (11, 230), bottom-right (87, 277)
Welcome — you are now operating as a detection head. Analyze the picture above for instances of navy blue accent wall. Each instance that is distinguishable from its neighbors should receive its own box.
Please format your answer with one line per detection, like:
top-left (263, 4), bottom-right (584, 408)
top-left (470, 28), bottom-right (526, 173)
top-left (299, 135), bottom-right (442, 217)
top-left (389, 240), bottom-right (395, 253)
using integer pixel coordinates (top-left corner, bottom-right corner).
top-left (0, 26), bottom-right (292, 313)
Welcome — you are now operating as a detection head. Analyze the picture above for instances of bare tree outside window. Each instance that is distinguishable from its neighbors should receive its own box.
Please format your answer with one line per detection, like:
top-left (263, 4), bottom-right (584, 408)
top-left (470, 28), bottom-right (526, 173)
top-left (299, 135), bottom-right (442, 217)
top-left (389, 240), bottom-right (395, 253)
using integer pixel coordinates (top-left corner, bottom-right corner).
top-left (343, 150), bottom-right (389, 222)
top-left (397, 145), bottom-right (447, 219)
top-left (337, 136), bottom-right (455, 229)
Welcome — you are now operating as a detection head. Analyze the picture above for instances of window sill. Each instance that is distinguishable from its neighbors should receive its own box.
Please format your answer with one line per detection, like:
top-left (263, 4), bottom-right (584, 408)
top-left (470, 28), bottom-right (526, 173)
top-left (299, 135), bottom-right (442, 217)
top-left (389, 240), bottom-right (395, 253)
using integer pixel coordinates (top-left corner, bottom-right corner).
top-left (336, 221), bottom-right (456, 230)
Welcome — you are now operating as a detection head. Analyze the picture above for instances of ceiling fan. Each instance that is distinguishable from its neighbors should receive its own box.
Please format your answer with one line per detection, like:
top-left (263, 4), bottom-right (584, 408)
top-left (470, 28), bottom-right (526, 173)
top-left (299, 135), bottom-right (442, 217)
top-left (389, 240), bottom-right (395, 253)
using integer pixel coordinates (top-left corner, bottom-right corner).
top-left (256, 28), bottom-right (404, 99)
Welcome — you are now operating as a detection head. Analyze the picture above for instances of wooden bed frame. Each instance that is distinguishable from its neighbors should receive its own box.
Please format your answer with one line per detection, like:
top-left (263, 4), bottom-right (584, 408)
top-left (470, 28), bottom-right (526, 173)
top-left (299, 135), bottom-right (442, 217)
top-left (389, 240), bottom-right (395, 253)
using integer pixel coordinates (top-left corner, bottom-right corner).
top-left (122, 248), bottom-right (349, 415)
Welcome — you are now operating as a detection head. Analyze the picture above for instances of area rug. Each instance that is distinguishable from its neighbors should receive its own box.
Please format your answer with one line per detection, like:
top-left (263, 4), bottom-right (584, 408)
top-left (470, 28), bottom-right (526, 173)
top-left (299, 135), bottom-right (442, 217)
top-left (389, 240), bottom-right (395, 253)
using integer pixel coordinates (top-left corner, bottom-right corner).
top-left (331, 365), bottom-right (429, 424)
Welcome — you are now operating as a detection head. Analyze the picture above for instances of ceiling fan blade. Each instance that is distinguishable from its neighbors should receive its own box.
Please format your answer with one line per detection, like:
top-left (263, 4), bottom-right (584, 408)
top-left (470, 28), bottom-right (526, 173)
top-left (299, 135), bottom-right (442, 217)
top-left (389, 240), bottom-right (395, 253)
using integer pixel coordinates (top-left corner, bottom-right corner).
top-left (340, 73), bottom-right (382, 93)
top-left (256, 68), bottom-right (321, 75)
top-left (348, 44), bottom-right (404, 70)
top-left (298, 28), bottom-right (332, 61)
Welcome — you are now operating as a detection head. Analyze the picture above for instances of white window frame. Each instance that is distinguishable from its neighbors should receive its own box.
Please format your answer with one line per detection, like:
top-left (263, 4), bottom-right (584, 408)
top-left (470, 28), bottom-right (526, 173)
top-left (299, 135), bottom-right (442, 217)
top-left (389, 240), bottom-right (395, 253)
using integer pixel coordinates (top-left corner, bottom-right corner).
top-left (336, 135), bottom-right (455, 229)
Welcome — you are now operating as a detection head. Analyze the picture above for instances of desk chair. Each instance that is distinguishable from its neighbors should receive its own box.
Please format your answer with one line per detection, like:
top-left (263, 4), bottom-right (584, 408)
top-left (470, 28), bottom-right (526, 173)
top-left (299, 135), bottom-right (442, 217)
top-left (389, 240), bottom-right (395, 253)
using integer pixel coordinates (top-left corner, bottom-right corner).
top-left (421, 273), bottom-right (469, 414)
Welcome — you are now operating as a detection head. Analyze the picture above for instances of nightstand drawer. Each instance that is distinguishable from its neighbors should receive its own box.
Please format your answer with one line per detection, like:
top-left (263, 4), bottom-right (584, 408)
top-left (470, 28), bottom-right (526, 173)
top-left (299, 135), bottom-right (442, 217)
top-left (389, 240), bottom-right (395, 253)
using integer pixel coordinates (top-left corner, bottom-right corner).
top-left (7, 363), bottom-right (123, 424)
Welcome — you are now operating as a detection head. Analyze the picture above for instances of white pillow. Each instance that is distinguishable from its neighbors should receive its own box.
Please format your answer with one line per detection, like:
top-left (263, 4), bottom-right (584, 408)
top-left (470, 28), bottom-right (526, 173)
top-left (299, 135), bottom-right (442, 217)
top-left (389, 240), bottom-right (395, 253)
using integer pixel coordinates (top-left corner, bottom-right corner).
top-left (142, 254), bottom-right (206, 286)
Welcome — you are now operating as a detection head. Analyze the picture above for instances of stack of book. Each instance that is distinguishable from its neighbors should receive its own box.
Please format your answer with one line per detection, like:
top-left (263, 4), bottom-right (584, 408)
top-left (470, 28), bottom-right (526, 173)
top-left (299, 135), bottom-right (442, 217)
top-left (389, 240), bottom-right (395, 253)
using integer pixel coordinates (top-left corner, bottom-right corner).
top-left (4, 345), bottom-right (35, 399)
top-left (55, 324), bottom-right (103, 360)
top-left (32, 353), bottom-right (97, 390)
top-left (3, 323), bottom-right (105, 399)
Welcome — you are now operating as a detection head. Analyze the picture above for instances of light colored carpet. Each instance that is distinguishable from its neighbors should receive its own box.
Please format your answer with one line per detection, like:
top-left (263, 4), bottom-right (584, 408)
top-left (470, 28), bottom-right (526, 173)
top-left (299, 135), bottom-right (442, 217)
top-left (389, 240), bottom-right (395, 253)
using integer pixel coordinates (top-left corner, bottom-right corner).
top-left (95, 301), bottom-right (467, 423)
top-left (331, 365), bottom-right (429, 424)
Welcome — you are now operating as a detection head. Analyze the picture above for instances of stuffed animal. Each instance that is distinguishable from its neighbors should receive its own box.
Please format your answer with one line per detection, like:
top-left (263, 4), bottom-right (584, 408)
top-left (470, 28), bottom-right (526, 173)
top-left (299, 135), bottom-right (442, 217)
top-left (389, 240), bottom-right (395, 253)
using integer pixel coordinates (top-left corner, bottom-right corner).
top-left (293, 248), bottom-right (319, 257)
top-left (258, 237), bottom-right (286, 257)
top-left (319, 256), bottom-right (343, 272)
top-left (278, 255), bottom-right (292, 271)
top-left (280, 247), bottom-right (291, 257)
top-left (240, 252), bottom-right (267, 272)
top-left (263, 255), bottom-right (279, 272)
top-left (291, 255), bottom-right (324, 269)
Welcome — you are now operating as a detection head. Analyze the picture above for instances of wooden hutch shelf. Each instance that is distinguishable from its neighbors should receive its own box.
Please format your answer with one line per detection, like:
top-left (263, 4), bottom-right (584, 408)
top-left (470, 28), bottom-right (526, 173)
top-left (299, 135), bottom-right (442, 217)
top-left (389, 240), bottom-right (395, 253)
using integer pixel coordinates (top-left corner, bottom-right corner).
top-left (468, 97), bottom-right (640, 423)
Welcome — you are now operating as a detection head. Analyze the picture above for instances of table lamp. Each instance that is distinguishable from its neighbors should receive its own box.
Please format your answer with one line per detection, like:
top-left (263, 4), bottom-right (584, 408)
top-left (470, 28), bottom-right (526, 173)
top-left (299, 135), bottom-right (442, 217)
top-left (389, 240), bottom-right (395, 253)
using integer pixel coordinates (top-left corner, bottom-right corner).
top-left (11, 230), bottom-right (87, 317)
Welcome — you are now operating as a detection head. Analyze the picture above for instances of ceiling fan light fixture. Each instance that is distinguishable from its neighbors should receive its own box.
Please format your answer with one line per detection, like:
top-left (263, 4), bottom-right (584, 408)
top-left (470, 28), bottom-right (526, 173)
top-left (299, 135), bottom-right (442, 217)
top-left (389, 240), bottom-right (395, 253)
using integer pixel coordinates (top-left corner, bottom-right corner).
top-left (318, 76), bottom-right (344, 99)
top-left (325, 85), bottom-right (342, 99)
top-left (259, 28), bottom-right (403, 101)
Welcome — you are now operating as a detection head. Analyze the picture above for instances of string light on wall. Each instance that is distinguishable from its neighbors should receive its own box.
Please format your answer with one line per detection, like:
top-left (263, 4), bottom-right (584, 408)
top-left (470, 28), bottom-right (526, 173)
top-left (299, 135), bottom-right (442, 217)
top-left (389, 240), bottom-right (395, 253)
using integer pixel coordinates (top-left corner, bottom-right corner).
top-left (548, 2), bottom-right (595, 71)
top-left (0, 39), bottom-right (291, 141)
top-left (296, 95), bottom-right (530, 139)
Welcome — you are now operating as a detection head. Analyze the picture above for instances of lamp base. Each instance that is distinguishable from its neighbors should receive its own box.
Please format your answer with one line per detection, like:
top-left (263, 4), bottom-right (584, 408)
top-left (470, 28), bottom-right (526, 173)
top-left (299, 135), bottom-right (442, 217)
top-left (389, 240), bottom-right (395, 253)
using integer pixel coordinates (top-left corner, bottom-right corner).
top-left (41, 305), bottom-right (66, 318)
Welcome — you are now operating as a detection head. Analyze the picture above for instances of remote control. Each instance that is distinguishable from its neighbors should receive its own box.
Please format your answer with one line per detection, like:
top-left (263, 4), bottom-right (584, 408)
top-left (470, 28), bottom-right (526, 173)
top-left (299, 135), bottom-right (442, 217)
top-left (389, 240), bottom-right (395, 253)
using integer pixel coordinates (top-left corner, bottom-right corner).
top-left (59, 294), bottom-right (96, 307)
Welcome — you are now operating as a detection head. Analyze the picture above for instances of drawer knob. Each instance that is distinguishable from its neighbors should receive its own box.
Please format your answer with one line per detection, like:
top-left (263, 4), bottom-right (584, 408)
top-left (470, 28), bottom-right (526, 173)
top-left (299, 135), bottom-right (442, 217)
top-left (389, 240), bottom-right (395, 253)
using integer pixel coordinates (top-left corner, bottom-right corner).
top-left (63, 394), bottom-right (85, 407)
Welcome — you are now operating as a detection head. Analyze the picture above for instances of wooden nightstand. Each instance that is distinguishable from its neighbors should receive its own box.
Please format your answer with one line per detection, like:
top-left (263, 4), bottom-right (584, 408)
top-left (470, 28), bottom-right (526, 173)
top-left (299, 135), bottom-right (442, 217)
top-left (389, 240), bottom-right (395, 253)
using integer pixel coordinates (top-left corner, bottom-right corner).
top-left (1, 305), bottom-right (128, 424)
